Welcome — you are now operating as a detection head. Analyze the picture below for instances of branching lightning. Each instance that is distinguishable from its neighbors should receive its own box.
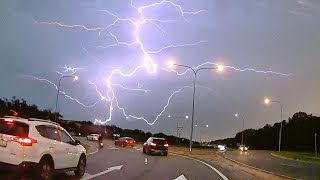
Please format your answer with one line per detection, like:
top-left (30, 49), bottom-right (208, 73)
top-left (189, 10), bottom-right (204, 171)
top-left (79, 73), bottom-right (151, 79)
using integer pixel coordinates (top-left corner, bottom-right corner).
top-left (30, 0), bottom-right (291, 126)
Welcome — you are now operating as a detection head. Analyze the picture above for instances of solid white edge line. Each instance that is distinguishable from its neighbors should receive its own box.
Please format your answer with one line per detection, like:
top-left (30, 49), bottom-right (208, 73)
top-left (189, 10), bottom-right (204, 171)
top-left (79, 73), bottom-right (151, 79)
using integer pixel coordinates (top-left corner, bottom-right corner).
top-left (82, 142), bottom-right (99, 155)
top-left (171, 153), bottom-right (229, 180)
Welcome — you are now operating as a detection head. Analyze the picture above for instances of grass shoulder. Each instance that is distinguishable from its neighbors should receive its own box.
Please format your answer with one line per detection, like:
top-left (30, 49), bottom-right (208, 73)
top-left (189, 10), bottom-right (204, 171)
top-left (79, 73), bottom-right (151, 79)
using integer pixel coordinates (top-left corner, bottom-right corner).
top-left (274, 151), bottom-right (320, 164)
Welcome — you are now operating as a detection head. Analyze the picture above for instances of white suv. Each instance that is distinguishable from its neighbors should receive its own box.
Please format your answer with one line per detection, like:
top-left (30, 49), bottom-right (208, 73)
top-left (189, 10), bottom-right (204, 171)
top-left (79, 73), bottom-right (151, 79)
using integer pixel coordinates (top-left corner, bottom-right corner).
top-left (0, 116), bottom-right (87, 179)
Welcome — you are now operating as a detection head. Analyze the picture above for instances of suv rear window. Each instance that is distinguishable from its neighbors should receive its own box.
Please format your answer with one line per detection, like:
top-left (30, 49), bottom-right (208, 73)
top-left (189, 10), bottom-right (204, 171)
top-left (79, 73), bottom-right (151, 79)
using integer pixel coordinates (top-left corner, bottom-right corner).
top-left (153, 139), bottom-right (166, 145)
top-left (0, 119), bottom-right (29, 137)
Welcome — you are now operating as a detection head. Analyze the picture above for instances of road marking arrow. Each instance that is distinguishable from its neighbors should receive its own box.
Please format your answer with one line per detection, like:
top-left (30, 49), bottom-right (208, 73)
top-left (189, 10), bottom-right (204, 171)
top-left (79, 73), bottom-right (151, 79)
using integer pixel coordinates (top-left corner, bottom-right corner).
top-left (81, 165), bottom-right (123, 180)
top-left (174, 174), bottom-right (187, 180)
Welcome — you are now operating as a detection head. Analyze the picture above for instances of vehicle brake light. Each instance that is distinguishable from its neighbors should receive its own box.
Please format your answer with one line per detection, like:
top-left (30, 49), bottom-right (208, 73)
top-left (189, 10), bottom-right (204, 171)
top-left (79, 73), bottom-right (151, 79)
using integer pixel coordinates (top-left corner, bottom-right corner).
top-left (125, 140), bottom-right (128, 143)
top-left (164, 144), bottom-right (169, 147)
top-left (15, 137), bottom-right (37, 146)
top-left (151, 142), bottom-right (156, 146)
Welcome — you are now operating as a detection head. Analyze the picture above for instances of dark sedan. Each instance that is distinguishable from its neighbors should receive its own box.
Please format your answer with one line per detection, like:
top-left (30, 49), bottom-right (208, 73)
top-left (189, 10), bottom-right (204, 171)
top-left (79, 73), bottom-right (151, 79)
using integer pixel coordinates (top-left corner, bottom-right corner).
top-left (143, 137), bottom-right (168, 156)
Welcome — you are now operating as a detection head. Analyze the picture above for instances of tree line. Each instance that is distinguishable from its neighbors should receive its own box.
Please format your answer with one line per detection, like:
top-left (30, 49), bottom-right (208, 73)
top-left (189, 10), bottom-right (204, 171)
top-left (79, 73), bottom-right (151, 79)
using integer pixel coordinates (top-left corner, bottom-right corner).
top-left (2, 97), bottom-right (319, 151)
top-left (212, 112), bottom-right (320, 152)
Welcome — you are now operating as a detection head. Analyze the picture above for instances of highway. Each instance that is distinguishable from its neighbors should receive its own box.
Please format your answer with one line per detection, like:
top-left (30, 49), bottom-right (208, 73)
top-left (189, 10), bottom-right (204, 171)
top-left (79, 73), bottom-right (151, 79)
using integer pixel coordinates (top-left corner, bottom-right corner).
top-left (3, 138), bottom-right (319, 179)
top-left (225, 150), bottom-right (320, 180)
top-left (0, 137), bottom-right (226, 180)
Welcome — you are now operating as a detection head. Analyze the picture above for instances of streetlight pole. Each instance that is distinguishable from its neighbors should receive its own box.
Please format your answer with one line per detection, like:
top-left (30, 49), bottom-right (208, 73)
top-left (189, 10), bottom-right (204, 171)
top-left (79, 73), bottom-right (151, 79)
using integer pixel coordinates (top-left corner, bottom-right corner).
top-left (315, 133), bottom-right (318, 157)
top-left (172, 64), bottom-right (222, 152)
top-left (168, 115), bottom-right (188, 146)
top-left (54, 75), bottom-right (78, 122)
top-left (235, 114), bottom-right (245, 145)
top-left (195, 124), bottom-right (208, 145)
top-left (265, 99), bottom-right (283, 152)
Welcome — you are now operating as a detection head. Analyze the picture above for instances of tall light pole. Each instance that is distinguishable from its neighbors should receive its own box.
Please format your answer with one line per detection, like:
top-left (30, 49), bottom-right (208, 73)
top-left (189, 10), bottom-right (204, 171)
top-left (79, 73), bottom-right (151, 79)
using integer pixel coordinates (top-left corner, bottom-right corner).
top-left (195, 124), bottom-right (209, 144)
top-left (168, 61), bottom-right (223, 152)
top-left (315, 133), bottom-right (318, 157)
top-left (264, 98), bottom-right (283, 152)
top-left (168, 114), bottom-right (189, 146)
top-left (235, 113), bottom-right (245, 145)
top-left (54, 75), bottom-right (79, 122)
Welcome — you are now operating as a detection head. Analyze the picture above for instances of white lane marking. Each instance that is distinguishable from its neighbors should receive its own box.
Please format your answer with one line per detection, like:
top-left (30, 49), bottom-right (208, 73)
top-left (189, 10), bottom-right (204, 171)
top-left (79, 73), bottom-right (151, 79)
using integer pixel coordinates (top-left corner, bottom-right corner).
top-left (145, 158), bottom-right (148, 165)
top-left (172, 153), bottom-right (229, 180)
top-left (280, 163), bottom-right (297, 167)
top-left (174, 174), bottom-right (187, 180)
top-left (81, 165), bottom-right (123, 180)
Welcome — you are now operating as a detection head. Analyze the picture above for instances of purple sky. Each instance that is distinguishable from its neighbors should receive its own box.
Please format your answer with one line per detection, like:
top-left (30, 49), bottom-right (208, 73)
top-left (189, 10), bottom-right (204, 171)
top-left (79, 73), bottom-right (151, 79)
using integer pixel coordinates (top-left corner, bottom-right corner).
top-left (1, 0), bottom-right (319, 141)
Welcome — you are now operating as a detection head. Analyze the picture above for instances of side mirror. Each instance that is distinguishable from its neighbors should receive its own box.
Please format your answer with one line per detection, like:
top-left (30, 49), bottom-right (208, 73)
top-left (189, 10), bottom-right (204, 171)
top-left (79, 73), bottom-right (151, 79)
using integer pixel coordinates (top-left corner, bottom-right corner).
top-left (75, 140), bottom-right (81, 145)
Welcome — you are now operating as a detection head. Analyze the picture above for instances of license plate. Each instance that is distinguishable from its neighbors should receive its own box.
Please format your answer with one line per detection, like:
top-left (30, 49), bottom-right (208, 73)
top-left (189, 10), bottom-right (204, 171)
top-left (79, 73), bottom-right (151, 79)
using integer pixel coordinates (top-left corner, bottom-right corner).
top-left (0, 139), bottom-right (7, 147)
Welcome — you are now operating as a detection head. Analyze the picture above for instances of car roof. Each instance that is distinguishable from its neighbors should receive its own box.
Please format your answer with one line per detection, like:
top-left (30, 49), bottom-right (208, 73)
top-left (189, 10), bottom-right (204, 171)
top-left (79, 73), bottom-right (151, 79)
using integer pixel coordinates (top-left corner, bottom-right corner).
top-left (151, 137), bottom-right (165, 140)
top-left (2, 116), bottom-right (59, 127)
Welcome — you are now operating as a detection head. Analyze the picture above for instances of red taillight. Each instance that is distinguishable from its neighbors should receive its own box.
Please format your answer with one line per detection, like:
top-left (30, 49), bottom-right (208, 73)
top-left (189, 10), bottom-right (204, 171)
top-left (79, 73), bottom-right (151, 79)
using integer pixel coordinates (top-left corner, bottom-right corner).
top-left (150, 142), bottom-right (156, 146)
top-left (125, 140), bottom-right (128, 143)
top-left (15, 137), bottom-right (37, 146)
top-left (164, 144), bottom-right (169, 147)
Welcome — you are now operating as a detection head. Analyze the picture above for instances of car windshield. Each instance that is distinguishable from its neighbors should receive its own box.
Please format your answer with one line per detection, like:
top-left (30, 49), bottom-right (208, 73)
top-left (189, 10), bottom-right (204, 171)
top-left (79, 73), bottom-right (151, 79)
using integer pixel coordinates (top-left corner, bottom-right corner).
top-left (1, 1), bottom-right (320, 179)
top-left (153, 139), bottom-right (166, 145)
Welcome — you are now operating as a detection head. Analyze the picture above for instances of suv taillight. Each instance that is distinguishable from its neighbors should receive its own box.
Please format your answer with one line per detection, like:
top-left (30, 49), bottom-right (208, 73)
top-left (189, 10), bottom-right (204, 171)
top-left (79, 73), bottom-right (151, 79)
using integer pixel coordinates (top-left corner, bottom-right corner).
top-left (15, 137), bottom-right (37, 146)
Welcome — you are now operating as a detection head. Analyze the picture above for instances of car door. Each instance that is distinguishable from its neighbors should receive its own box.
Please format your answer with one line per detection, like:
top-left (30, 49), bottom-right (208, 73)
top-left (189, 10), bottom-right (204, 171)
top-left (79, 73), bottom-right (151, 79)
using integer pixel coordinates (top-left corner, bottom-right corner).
top-left (58, 127), bottom-right (79, 168)
top-left (44, 126), bottom-right (67, 169)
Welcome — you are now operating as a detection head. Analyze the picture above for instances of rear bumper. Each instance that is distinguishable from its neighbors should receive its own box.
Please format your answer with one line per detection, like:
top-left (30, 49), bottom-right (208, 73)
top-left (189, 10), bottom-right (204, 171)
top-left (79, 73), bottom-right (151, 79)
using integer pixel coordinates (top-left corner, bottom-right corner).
top-left (150, 148), bottom-right (168, 154)
top-left (0, 161), bottom-right (37, 172)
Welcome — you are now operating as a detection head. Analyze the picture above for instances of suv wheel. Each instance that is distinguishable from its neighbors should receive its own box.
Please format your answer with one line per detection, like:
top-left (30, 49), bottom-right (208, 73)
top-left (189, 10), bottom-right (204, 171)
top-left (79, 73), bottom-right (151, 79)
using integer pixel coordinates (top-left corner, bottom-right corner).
top-left (74, 156), bottom-right (86, 177)
top-left (38, 158), bottom-right (53, 180)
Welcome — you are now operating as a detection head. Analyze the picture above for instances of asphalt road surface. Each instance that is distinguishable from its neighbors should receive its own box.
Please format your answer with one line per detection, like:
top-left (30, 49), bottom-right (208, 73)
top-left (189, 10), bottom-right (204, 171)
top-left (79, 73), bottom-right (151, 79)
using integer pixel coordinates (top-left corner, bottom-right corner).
top-left (225, 150), bottom-right (320, 180)
top-left (0, 137), bottom-right (227, 180)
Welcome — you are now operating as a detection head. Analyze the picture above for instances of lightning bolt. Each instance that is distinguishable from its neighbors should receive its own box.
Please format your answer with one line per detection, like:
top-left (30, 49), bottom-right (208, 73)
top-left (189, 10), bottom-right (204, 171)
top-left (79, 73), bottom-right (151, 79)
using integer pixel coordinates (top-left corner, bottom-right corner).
top-left (30, 0), bottom-right (291, 126)
top-left (24, 75), bottom-right (102, 108)
top-left (161, 61), bottom-right (292, 76)
top-left (56, 66), bottom-right (84, 76)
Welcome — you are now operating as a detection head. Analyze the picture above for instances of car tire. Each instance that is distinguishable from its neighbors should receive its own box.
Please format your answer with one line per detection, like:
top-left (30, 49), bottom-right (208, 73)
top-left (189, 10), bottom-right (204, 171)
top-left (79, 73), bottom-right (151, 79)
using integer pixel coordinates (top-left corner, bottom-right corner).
top-left (146, 148), bottom-right (151, 155)
top-left (143, 147), bottom-right (146, 154)
top-left (164, 152), bottom-right (168, 156)
top-left (37, 158), bottom-right (53, 180)
top-left (74, 156), bottom-right (86, 178)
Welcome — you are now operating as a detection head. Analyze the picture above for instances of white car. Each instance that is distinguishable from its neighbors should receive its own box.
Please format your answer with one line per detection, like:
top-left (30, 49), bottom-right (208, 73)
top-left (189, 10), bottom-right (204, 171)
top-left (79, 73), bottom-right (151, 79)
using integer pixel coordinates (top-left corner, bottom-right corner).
top-left (87, 134), bottom-right (100, 141)
top-left (0, 116), bottom-right (87, 179)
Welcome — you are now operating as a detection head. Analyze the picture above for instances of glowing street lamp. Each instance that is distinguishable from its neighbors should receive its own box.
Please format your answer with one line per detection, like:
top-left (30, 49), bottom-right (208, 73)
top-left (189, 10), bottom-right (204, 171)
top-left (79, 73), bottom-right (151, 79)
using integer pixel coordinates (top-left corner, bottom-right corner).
top-left (54, 75), bottom-right (79, 122)
top-left (264, 97), bottom-right (283, 152)
top-left (168, 60), bottom-right (223, 152)
top-left (264, 98), bottom-right (270, 104)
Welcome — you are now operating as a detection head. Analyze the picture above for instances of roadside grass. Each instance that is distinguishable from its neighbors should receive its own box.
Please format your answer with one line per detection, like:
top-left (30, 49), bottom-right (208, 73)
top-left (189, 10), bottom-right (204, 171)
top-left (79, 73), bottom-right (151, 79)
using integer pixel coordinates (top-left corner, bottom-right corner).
top-left (82, 143), bottom-right (91, 152)
top-left (275, 151), bottom-right (320, 164)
